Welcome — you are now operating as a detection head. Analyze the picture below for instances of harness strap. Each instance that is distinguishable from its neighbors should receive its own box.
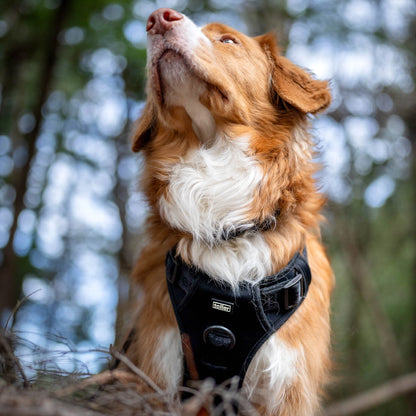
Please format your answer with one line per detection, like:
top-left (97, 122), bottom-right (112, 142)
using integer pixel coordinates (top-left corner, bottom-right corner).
top-left (166, 248), bottom-right (311, 390)
top-left (220, 209), bottom-right (280, 241)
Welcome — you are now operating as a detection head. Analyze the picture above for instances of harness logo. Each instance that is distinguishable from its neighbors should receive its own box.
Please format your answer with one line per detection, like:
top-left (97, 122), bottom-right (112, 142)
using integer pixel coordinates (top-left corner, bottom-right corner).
top-left (211, 299), bottom-right (234, 313)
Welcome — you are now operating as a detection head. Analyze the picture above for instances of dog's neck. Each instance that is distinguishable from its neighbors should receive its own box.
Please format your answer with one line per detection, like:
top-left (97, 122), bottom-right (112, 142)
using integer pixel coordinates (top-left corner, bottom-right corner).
top-left (160, 55), bottom-right (217, 144)
top-left (185, 99), bottom-right (216, 145)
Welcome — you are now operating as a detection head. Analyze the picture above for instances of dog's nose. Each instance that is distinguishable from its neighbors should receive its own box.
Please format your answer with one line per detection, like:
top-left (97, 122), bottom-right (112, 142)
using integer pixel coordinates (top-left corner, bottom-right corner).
top-left (146, 8), bottom-right (183, 35)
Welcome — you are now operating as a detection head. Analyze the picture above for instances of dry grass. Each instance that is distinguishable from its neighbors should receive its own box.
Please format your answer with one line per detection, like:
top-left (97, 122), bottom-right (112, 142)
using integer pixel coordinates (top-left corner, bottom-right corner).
top-left (0, 327), bottom-right (258, 416)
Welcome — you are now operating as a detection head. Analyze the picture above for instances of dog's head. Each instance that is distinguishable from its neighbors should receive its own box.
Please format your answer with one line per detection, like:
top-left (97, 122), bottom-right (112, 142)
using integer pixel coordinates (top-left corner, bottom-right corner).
top-left (132, 8), bottom-right (330, 151)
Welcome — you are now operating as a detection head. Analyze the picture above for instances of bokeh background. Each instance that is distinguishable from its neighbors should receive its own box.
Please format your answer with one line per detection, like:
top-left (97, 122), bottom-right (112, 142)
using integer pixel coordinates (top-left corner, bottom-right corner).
top-left (0, 0), bottom-right (415, 414)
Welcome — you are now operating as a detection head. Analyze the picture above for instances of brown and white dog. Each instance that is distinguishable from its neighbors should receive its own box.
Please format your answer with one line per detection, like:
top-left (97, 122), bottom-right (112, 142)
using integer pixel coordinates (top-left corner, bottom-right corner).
top-left (124, 8), bottom-right (334, 416)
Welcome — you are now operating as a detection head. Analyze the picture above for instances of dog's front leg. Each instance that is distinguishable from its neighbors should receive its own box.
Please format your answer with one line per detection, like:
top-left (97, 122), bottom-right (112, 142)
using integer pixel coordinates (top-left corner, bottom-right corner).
top-left (125, 280), bottom-right (183, 392)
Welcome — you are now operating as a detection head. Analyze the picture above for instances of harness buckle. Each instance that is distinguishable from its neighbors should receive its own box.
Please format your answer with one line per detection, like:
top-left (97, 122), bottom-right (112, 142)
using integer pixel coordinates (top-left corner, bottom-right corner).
top-left (283, 273), bottom-right (305, 310)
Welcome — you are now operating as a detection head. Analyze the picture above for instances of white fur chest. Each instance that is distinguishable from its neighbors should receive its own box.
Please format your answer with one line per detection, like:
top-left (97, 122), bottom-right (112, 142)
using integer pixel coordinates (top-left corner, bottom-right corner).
top-left (158, 134), bottom-right (274, 286)
top-left (159, 135), bottom-right (262, 243)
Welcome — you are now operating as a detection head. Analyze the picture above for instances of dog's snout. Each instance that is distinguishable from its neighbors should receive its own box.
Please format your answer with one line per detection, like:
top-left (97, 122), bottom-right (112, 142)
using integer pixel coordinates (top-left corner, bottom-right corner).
top-left (146, 8), bottom-right (183, 35)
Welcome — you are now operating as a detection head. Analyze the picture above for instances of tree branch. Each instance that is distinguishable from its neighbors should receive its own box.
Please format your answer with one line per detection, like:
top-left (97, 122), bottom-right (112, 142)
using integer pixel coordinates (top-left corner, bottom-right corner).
top-left (324, 372), bottom-right (416, 416)
top-left (0, 387), bottom-right (104, 416)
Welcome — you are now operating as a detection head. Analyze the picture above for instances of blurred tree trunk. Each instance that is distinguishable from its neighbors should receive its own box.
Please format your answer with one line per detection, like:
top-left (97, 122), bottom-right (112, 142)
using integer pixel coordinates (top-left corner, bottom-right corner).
top-left (396, 16), bottom-right (416, 412)
top-left (401, 81), bottom-right (416, 415)
top-left (113, 120), bottom-right (134, 346)
top-left (410, 141), bottom-right (416, 414)
top-left (333, 207), bottom-right (404, 376)
top-left (244, 0), bottom-right (290, 45)
top-left (346, 285), bottom-right (361, 379)
top-left (408, 43), bottom-right (416, 416)
top-left (0, 51), bottom-right (28, 319)
top-left (0, 0), bottom-right (70, 319)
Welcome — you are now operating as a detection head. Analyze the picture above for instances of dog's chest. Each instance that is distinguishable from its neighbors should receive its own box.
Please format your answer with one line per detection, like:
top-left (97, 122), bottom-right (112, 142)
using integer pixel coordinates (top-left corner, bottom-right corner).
top-left (159, 136), bottom-right (262, 242)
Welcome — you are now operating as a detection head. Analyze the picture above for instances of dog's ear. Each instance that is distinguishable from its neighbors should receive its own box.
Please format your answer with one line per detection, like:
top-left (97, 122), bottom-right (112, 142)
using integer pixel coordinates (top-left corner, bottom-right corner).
top-left (131, 102), bottom-right (157, 152)
top-left (256, 33), bottom-right (331, 114)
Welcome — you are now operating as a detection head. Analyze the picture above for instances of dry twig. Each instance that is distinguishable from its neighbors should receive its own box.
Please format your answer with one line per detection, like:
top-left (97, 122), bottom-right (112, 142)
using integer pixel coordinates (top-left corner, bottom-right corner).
top-left (324, 372), bottom-right (416, 416)
top-left (0, 329), bottom-right (29, 387)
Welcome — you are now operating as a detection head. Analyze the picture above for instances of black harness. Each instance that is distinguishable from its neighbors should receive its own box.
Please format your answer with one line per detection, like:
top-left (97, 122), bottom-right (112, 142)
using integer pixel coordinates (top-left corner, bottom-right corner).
top-left (166, 247), bottom-right (311, 389)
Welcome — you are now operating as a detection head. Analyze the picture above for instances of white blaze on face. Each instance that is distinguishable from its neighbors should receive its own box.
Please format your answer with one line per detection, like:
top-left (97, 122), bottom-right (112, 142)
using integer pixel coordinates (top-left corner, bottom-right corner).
top-left (146, 13), bottom-right (211, 69)
top-left (146, 14), bottom-right (216, 142)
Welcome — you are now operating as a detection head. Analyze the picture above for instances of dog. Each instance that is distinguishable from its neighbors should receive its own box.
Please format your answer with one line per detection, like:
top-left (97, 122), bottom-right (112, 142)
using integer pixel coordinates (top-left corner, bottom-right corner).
top-left (122, 7), bottom-right (334, 416)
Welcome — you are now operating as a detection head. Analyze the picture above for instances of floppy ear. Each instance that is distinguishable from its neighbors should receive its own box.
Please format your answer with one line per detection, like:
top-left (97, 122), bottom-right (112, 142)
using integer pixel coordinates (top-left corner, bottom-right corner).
top-left (131, 102), bottom-right (157, 152)
top-left (256, 34), bottom-right (331, 114)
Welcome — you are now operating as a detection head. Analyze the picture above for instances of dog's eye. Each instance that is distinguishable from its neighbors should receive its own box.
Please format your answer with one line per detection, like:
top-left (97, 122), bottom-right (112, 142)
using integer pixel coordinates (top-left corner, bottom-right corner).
top-left (220, 36), bottom-right (238, 44)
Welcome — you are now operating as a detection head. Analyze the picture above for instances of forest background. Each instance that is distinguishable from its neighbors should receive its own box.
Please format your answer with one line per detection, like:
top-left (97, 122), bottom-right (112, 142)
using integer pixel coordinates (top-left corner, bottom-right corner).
top-left (0, 0), bottom-right (416, 415)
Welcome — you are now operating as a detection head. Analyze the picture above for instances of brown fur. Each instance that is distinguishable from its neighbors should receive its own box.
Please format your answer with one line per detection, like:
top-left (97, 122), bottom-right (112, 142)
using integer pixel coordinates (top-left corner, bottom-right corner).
top-left (122, 11), bottom-right (334, 415)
